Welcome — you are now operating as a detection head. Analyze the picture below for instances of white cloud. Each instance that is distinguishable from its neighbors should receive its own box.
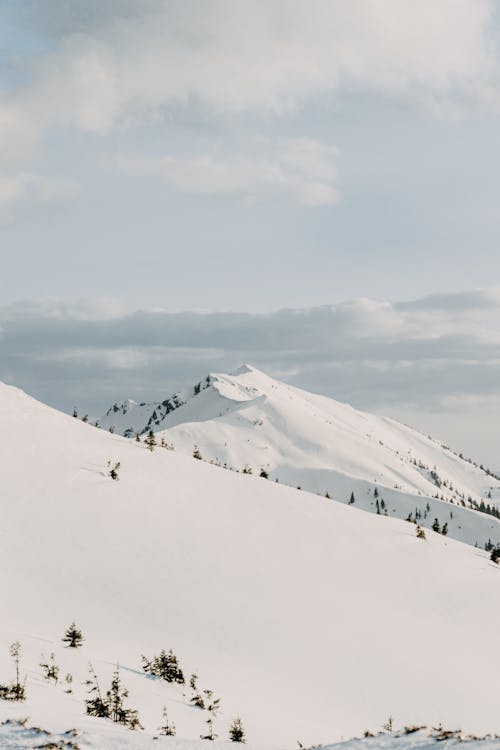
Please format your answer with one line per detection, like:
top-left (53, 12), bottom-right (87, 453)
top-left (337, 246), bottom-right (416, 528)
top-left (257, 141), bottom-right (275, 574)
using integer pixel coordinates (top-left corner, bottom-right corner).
top-left (121, 137), bottom-right (338, 205)
top-left (0, 172), bottom-right (78, 220)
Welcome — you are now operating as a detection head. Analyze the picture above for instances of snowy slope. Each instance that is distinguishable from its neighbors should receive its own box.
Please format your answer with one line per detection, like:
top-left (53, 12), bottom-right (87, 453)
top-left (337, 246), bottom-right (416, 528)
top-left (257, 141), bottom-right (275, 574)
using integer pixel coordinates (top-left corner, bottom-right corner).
top-left (3, 381), bottom-right (500, 747)
top-left (100, 365), bottom-right (500, 548)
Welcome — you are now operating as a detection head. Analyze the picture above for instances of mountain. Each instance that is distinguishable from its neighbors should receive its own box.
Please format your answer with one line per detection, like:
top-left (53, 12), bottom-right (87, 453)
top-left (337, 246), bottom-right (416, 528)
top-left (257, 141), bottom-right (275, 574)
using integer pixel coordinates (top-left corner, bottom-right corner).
top-left (4, 380), bottom-right (500, 746)
top-left (100, 365), bottom-right (500, 549)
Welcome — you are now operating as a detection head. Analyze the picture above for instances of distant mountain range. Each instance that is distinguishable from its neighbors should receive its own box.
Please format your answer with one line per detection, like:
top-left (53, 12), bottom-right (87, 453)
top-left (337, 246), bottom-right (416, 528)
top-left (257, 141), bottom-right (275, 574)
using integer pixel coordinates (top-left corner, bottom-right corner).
top-left (100, 364), bottom-right (500, 549)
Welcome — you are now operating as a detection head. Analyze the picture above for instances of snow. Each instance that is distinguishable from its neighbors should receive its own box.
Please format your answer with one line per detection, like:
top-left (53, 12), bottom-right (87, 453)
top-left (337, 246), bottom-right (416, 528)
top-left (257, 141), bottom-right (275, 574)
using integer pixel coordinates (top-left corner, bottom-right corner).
top-left (3, 380), bottom-right (500, 747)
top-left (100, 366), bottom-right (500, 548)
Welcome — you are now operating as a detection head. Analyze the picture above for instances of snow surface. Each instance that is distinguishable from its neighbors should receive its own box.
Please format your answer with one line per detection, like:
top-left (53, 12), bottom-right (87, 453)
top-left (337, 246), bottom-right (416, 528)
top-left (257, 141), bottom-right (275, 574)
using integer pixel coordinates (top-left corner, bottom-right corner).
top-left (100, 366), bottom-right (500, 548)
top-left (4, 381), bottom-right (500, 747)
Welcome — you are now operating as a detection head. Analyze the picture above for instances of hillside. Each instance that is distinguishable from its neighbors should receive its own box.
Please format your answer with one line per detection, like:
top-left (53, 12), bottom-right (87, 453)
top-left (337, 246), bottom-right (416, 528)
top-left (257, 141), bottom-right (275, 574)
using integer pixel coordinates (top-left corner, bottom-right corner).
top-left (3, 381), bottom-right (500, 746)
top-left (100, 365), bottom-right (500, 549)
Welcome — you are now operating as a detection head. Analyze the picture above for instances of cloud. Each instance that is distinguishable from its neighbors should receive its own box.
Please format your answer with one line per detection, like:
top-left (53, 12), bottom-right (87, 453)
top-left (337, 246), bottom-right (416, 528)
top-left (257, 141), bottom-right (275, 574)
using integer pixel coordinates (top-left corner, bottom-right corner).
top-left (1, 286), bottom-right (500, 410)
top-left (0, 172), bottom-right (78, 222)
top-left (121, 138), bottom-right (338, 205)
top-left (2, 2), bottom-right (499, 149)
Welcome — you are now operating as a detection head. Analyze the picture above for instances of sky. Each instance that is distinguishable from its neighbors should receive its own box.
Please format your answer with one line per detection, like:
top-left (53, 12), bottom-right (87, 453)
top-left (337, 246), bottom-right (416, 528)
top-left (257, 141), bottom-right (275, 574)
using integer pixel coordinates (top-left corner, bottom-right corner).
top-left (1, 1), bottom-right (500, 464)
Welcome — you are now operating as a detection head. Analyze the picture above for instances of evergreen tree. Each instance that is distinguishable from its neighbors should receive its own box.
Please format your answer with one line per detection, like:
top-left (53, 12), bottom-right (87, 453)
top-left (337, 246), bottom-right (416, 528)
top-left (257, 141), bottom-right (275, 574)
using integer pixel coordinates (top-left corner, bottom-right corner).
top-left (109, 462), bottom-right (120, 480)
top-left (490, 547), bottom-right (500, 564)
top-left (432, 518), bottom-right (441, 533)
top-left (62, 621), bottom-right (84, 648)
top-left (85, 664), bottom-right (110, 718)
top-left (416, 525), bottom-right (426, 540)
top-left (72, 407), bottom-right (78, 418)
top-left (135, 433), bottom-right (141, 442)
top-left (200, 689), bottom-right (221, 740)
top-left (40, 652), bottom-right (59, 685)
top-left (189, 672), bottom-right (205, 708)
top-left (376, 499), bottom-right (380, 514)
top-left (259, 468), bottom-right (269, 479)
top-left (193, 446), bottom-right (203, 460)
top-left (229, 717), bottom-right (246, 743)
top-left (159, 706), bottom-right (176, 736)
top-left (82, 414), bottom-right (89, 423)
top-left (0, 642), bottom-right (26, 701)
top-left (64, 673), bottom-right (73, 693)
top-left (145, 430), bottom-right (157, 452)
top-left (141, 649), bottom-right (185, 684)
top-left (441, 523), bottom-right (448, 536)
top-left (348, 492), bottom-right (355, 504)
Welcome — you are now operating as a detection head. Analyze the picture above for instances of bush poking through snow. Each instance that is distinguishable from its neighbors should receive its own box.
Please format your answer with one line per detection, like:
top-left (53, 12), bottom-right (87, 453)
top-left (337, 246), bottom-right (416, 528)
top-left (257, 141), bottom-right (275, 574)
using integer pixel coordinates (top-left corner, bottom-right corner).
top-left (159, 706), bottom-right (176, 736)
top-left (109, 462), bottom-right (120, 480)
top-left (416, 525), bottom-right (426, 540)
top-left (85, 664), bottom-right (142, 730)
top-left (229, 717), bottom-right (246, 743)
top-left (141, 649), bottom-right (185, 684)
top-left (490, 547), bottom-right (500, 563)
top-left (145, 430), bottom-right (157, 452)
top-left (0, 642), bottom-right (26, 702)
top-left (189, 672), bottom-right (205, 708)
top-left (200, 689), bottom-right (221, 741)
top-left (193, 445), bottom-right (203, 460)
top-left (40, 653), bottom-right (59, 685)
top-left (62, 621), bottom-right (84, 648)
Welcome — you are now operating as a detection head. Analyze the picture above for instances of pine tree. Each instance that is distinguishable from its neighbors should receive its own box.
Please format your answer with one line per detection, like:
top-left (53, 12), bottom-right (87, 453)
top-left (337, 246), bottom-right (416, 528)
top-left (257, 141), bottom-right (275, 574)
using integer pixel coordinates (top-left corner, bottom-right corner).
top-left (141, 649), bottom-right (185, 684)
top-left (416, 525), bottom-right (426, 540)
top-left (62, 621), bottom-right (84, 648)
top-left (200, 689), bottom-right (221, 740)
top-left (189, 672), bottom-right (205, 708)
top-left (109, 462), bottom-right (120, 480)
top-left (145, 430), bottom-right (157, 452)
top-left (159, 706), bottom-right (176, 736)
top-left (135, 434), bottom-right (141, 442)
top-left (383, 716), bottom-right (394, 733)
top-left (259, 468), bottom-right (269, 479)
top-left (432, 518), bottom-right (441, 533)
top-left (85, 664), bottom-right (110, 718)
top-left (40, 652), bottom-right (59, 684)
top-left (64, 673), bottom-right (73, 693)
top-left (82, 414), bottom-right (89, 423)
top-left (0, 642), bottom-right (26, 701)
top-left (348, 492), bottom-right (355, 504)
top-left (72, 407), bottom-right (78, 418)
top-left (229, 717), bottom-right (246, 743)
top-left (441, 522), bottom-right (448, 536)
top-left (193, 445), bottom-right (203, 460)
top-left (490, 547), bottom-right (500, 564)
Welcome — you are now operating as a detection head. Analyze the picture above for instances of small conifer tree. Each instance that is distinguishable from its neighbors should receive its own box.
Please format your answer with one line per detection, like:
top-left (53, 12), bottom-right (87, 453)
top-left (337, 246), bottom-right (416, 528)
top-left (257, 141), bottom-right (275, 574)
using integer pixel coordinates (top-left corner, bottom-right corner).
top-left (259, 468), bottom-right (269, 479)
top-left (62, 621), bottom-right (84, 648)
top-left (145, 430), bottom-right (157, 452)
top-left (40, 652), bottom-right (59, 685)
top-left (432, 518), bottom-right (441, 533)
top-left (189, 672), bottom-right (205, 708)
top-left (193, 446), bottom-right (203, 460)
top-left (441, 522), bottom-right (448, 536)
top-left (159, 706), bottom-right (176, 736)
top-left (0, 642), bottom-right (26, 701)
top-left (416, 525), bottom-right (426, 540)
top-left (348, 492), bottom-right (355, 504)
top-left (64, 673), bottom-right (73, 693)
top-left (200, 689), bottom-right (221, 740)
top-left (109, 462), bottom-right (120, 480)
top-left (229, 717), bottom-right (246, 743)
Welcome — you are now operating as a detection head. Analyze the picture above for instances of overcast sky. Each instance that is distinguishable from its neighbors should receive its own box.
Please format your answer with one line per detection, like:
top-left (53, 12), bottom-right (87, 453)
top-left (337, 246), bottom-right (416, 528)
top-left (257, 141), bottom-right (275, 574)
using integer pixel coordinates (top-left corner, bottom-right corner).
top-left (1, 1), bottom-right (500, 464)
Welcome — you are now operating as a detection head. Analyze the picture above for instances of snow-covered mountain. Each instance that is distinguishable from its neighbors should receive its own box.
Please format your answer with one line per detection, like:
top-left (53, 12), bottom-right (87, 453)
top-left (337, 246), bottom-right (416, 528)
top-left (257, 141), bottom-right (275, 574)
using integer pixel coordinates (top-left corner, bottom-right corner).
top-left (4, 380), bottom-right (500, 747)
top-left (100, 365), bottom-right (500, 549)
